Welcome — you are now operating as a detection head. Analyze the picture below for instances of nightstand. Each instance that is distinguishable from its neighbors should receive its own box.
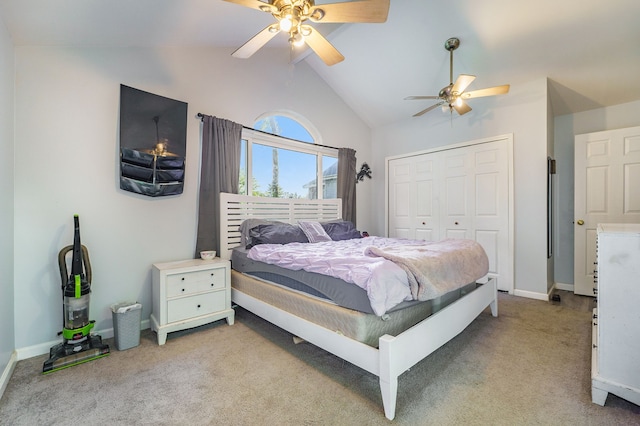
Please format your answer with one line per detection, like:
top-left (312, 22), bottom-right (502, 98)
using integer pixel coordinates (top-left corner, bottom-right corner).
top-left (150, 258), bottom-right (234, 345)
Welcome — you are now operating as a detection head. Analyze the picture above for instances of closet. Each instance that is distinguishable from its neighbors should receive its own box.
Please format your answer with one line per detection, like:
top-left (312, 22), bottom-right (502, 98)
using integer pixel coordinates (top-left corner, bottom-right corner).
top-left (386, 135), bottom-right (513, 292)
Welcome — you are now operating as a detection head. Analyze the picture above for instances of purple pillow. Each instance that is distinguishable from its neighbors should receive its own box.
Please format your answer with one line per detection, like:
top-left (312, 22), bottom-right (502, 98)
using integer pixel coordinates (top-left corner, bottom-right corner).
top-left (299, 221), bottom-right (332, 243)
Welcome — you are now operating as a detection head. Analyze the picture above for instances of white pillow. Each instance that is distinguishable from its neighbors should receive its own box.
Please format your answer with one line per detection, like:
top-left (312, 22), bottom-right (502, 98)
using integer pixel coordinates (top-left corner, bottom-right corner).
top-left (298, 221), bottom-right (332, 243)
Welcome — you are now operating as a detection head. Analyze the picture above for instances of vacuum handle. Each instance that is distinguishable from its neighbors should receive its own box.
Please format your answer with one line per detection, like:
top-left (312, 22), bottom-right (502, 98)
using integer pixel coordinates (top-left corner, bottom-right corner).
top-left (58, 245), bottom-right (92, 289)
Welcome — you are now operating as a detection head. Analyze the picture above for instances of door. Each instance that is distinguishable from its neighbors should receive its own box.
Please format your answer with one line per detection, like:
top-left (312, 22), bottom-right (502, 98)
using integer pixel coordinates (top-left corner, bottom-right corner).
top-left (574, 126), bottom-right (640, 296)
top-left (387, 136), bottom-right (513, 292)
top-left (388, 155), bottom-right (440, 240)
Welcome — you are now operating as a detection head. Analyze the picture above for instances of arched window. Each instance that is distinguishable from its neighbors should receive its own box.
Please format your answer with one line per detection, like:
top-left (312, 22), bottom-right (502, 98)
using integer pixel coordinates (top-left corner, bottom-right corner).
top-left (239, 113), bottom-right (338, 199)
top-left (254, 115), bottom-right (314, 143)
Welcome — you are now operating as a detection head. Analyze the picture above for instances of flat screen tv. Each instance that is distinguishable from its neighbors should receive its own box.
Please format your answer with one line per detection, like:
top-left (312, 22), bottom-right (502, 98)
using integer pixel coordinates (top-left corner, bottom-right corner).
top-left (119, 85), bottom-right (188, 197)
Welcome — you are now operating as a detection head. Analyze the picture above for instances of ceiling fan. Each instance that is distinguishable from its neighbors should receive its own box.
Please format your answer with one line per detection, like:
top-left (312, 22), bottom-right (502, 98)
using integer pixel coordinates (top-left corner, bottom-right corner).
top-left (406, 37), bottom-right (510, 117)
top-left (222, 0), bottom-right (390, 66)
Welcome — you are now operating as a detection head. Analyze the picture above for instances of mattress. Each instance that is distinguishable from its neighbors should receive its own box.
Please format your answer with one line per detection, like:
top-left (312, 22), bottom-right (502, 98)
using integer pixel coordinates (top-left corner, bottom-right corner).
top-left (232, 247), bottom-right (421, 314)
top-left (231, 270), bottom-right (479, 347)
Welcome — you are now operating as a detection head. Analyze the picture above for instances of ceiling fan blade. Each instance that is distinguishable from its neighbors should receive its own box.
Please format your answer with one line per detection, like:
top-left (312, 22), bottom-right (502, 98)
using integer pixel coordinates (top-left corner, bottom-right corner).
top-left (303, 26), bottom-right (345, 66)
top-left (222, 0), bottom-right (277, 13)
top-left (414, 102), bottom-right (444, 117)
top-left (232, 24), bottom-right (280, 59)
top-left (404, 95), bottom-right (440, 100)
top-left (309, 0), bottom-right (390, 23)
top-left (462, 84), bottom-right (510, 99)
top-left (453, 99), bottom-right (472, 115)
top-left (452, 74), bottom-right (476, 94)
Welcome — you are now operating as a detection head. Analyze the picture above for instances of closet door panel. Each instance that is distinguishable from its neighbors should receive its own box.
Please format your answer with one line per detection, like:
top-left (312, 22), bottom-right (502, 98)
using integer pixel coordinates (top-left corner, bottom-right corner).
top-left (388, 159), bottom-right (413, 238)
top-left (415, 157), bottom-right (438, 241)
top-left (442, 151), bottom-right (471, 239)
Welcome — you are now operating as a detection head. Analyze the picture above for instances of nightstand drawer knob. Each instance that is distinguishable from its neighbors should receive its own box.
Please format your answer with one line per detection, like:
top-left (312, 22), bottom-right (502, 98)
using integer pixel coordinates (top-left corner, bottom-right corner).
top-left (182, 288), bottom-right (185, 292)
top-left (181, 277), bottom-right (185, 281)
top-left (197, 304), bottom-right (201, 308)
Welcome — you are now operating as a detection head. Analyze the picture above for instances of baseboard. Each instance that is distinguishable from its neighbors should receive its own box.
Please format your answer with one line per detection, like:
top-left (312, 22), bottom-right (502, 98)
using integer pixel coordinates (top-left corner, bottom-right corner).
top-left (513, 288), bottom-right (550, 301)
top-left (16, 319), bottom-right (150, 361)
top-left (0, 351), bottom-right (18, 399)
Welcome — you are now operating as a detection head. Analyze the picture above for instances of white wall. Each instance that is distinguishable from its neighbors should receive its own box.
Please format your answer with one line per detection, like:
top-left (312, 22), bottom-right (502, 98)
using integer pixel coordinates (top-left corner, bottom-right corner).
top-left (13, 46), bottom-right (371, 353)
top-left (370, 78), bottom-right (550, 297)
top-left (0, 12), bottom-right (15, 384)
top-left (553, 99), bottom-right (640, 287)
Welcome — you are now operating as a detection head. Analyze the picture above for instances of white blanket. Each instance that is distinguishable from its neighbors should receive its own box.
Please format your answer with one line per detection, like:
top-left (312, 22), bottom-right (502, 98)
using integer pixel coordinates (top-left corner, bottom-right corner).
top-left (364, 239), bottom-right (489, 302)
top-left (247, 237), bottom-right (489, 316)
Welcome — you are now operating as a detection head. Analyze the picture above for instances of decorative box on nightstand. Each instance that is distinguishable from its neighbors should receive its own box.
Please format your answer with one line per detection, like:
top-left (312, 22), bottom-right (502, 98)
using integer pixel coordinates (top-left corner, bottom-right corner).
top-left (150, 258), bottom-right (234, 345)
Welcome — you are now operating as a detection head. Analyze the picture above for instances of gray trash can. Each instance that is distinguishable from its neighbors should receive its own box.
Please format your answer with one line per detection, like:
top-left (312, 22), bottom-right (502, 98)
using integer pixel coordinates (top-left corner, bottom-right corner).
top-left (111, 302), bottom-right (142, 350)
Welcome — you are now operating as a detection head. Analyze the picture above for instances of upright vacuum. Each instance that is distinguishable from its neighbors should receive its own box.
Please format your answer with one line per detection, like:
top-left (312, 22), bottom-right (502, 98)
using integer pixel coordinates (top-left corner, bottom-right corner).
top-left (43, 215), bottom-right (110, 373)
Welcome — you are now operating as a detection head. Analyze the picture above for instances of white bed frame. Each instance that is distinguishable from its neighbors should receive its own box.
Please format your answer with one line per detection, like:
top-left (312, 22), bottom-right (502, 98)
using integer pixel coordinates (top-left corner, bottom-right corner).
top-left (220, 192), bottom-right (498, 420)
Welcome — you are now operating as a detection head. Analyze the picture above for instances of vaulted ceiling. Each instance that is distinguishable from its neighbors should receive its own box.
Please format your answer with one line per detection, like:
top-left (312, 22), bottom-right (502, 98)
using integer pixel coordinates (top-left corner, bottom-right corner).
top-left (2, 0), bottom-right (639, 128)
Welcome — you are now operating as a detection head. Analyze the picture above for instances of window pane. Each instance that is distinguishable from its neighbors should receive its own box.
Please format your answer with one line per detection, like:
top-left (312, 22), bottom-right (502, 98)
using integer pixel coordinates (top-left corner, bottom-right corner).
top-left (254, 115), bottom-right (314, 143)
top-left (322, 156), bottom-right (338, 199)
top-left (251, 144), bottom-right (317, 199)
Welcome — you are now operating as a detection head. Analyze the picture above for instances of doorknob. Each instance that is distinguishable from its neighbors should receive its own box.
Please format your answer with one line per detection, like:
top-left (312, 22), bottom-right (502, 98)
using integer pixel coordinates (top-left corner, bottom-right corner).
top-left (576, 219), bottom-right (585, 226)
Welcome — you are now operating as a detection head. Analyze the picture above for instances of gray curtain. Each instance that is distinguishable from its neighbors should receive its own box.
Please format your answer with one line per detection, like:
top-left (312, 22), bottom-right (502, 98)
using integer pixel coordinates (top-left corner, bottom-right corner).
top-left (195, 116), bottom-right (242, 257)
top-left (337, 147), bottom-right (357, 224)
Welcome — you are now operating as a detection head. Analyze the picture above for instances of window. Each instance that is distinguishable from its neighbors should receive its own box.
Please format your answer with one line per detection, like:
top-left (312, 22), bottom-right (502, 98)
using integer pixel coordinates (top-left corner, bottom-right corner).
top-left (239, 114), bottom-right (338, 199)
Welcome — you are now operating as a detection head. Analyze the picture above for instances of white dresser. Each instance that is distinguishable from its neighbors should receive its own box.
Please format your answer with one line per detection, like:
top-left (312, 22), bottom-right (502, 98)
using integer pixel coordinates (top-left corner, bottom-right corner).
top-left (151, 258), bottom-right (234, 345)
top-left (592, 223), bottom-right (640, 406)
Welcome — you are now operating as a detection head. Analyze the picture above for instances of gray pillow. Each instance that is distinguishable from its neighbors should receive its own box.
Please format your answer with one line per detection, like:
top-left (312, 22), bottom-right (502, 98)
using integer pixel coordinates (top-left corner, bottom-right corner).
top-left (239, 219), bottom-right (284, 247)
top-left (321, 220), bottom-right (362, 241)
top-left (247, 223), bottom-right (309, 248)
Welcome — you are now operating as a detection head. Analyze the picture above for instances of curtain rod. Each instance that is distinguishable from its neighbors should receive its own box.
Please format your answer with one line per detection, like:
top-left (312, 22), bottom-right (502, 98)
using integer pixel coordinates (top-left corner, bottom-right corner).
top-left (196, 112), bottom-right (339, 151)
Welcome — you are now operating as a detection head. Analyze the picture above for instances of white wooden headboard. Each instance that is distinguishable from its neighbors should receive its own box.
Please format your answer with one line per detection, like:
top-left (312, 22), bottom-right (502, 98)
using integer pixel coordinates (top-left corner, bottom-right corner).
top-left (219, 192), bottom-right (342, 260)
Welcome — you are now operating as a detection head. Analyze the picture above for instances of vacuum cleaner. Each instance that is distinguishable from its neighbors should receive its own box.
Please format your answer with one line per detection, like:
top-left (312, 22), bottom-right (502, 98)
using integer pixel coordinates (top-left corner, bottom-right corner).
top-left (43, 215), bottom-right (110, 373)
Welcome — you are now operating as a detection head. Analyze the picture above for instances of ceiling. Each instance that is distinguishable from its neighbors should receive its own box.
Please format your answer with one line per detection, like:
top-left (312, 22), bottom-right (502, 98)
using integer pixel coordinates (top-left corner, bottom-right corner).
top-left (2, 0), bottom-right (639, 128)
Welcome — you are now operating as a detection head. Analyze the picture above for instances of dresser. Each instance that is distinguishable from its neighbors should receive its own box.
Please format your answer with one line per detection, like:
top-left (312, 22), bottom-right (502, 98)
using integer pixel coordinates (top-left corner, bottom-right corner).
top-left (592, 223), bottom-right (640, 406)
top-left (151, 258), bottom-right (234, 345)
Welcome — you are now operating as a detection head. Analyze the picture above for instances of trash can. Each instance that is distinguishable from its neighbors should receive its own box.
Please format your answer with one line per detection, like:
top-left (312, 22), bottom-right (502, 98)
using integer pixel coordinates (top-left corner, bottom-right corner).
top-left (111, 302), bottom-right (142, 350)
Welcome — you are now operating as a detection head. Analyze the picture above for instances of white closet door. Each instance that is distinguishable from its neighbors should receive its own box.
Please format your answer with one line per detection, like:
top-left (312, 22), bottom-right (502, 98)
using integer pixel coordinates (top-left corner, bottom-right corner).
top-left (388, 155), bottom-right (439, 240)
top-left (387, 137), bottom-right (512, 292)
top-left (472, 142), bottom-right (510, 288)
top-left (441, 149), bottom-right (472, 240)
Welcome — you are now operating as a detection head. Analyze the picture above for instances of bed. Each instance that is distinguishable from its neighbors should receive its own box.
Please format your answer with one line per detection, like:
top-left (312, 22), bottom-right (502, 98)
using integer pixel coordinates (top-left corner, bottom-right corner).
top-left (219, 192), bottom-right (498, 420)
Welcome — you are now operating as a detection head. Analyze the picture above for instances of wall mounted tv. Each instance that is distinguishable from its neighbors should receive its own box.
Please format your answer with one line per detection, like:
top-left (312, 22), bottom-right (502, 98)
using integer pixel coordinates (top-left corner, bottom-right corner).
top-left (119, 85), bottom-right (188, 197)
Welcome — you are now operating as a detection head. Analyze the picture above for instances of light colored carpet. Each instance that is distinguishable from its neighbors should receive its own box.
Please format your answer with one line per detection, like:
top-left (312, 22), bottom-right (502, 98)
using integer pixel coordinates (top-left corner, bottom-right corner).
top-left (1, 291), bottom-right (639, 425)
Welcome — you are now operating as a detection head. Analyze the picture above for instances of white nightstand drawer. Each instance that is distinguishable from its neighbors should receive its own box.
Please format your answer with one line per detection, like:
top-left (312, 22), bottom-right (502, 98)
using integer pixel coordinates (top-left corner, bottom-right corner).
top-left (167, 291), bottom-right (226, 323)
top-left (166, 268), bottom-right (226, 298)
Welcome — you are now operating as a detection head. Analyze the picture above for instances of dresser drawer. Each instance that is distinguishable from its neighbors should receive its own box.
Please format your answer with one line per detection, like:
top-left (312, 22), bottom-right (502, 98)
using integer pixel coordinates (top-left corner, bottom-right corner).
top-left (167, 291), bottom-right (226, 323)
top-left (166, 268), bottom-right (226, 298)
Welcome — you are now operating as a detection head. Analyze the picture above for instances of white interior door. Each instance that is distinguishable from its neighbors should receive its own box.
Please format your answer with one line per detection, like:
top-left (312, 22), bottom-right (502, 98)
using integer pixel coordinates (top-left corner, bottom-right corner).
top-left (574, 126), bottom-right (640, 296)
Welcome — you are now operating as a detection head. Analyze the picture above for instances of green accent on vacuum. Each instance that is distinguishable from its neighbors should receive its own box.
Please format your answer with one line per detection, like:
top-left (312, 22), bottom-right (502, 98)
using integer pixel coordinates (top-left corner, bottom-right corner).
top-left (75, 274), bottom-right (81, 298)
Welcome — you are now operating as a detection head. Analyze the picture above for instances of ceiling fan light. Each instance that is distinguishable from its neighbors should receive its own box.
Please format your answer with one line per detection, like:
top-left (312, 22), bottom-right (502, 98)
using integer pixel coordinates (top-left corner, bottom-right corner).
top-left (280, 16), bottom-right (293, 32)
top-left (455, 97), bottom-right (462, 107)
top-left (289, 31), bottom-right (305, 47)
top-left (442, 105), bottom-right (450, 113)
